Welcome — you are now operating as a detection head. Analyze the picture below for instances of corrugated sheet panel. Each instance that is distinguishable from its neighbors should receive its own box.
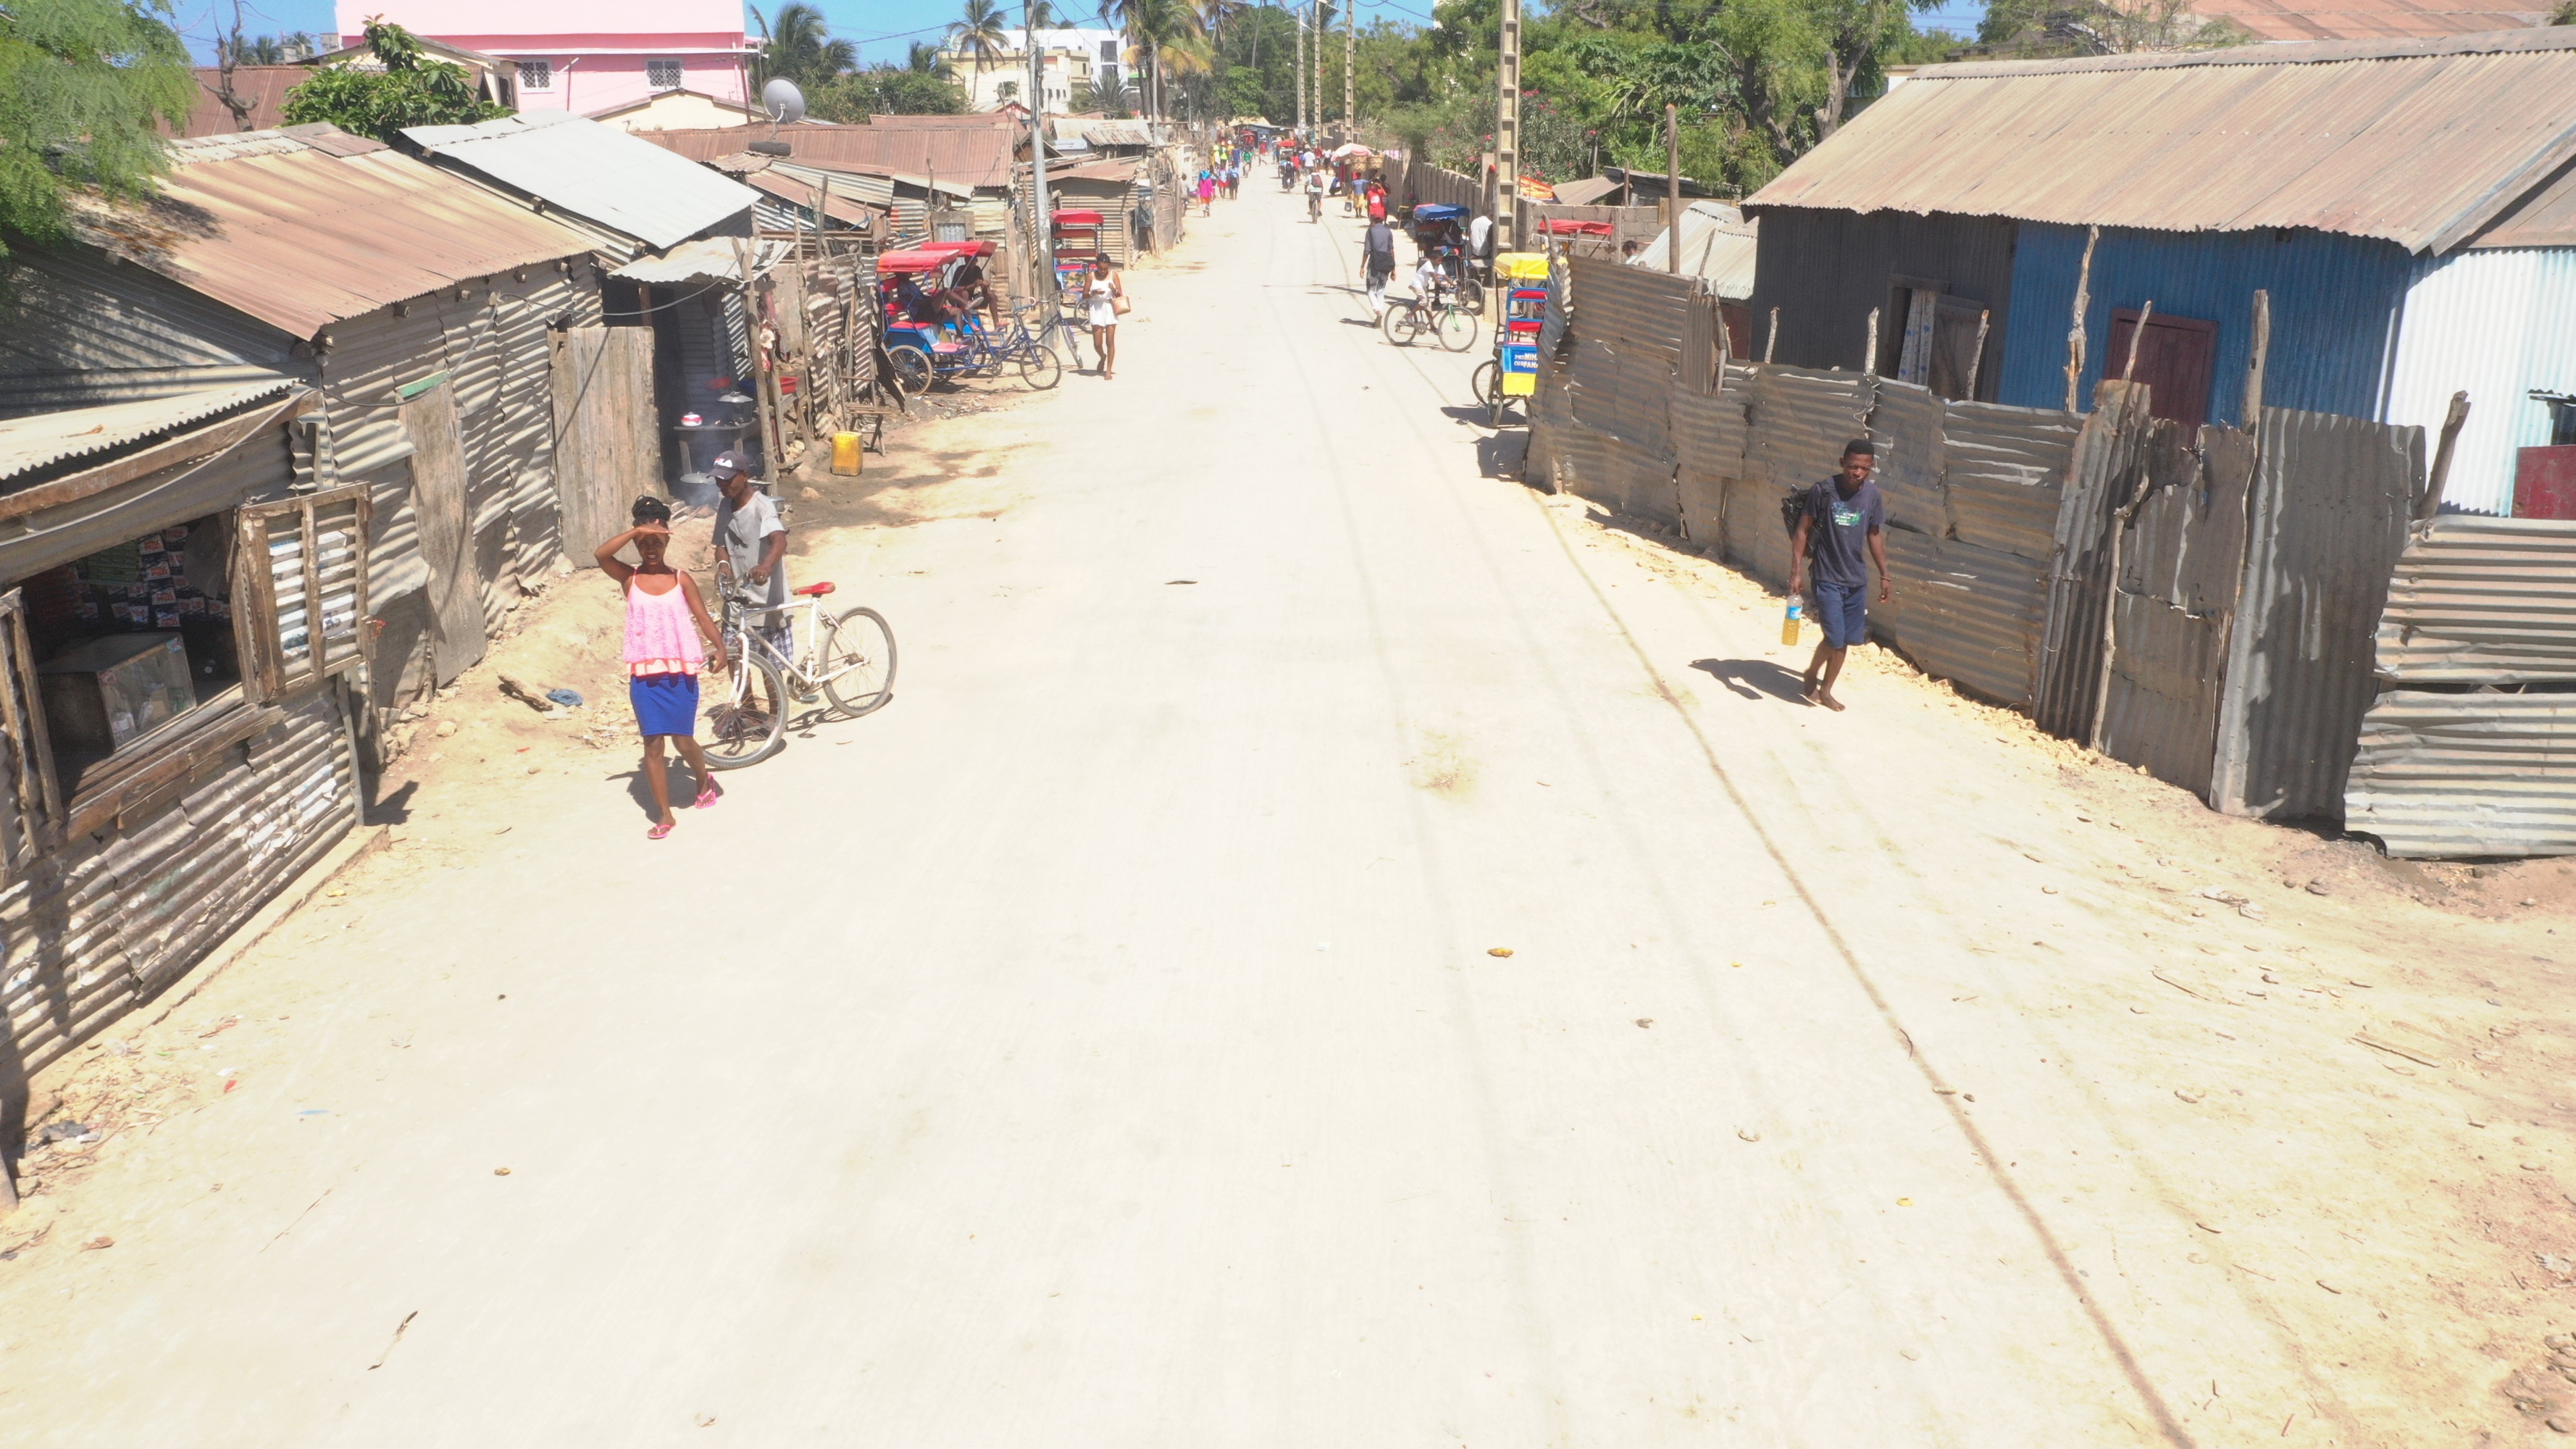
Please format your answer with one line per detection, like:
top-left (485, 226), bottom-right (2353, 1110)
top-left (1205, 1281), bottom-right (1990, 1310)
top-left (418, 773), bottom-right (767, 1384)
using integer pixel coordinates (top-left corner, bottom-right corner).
top-left (2383, 246), bottom-right (2576, 518)
top-left (1865, 377), bottom-right (1946, 537)
top-left (2102, 591), bottom-right (2228, 795)
top-left (6, 690), bottom-right (354, 1073)
top-left (1568, 338), bottom-right (1675, 459)
top-left (640, 124), bottom-right (1017, 192)
top-left (2373, 514), bottom-right (2576, 680)
top-left (2212, 405), bottom-right (2425, 822)
top-left (1878, 528), bottom-right (2049, 707)
top-left (1546, 419), bottom-right (1680, 526)
top-left (1721, 476), bottom-right (1796, 589)
top-left (1628, 203), bottom-right (1760, 300)
top-left (1743, 209), bottom-right (2015, 395)
top-left (1671, 385), bottom-right (1749, 479)
top-left (1997, 222), bottom-right (2414, 426)
top-left (0, 378), bottom-right (296, 480)
top-left (77, 129), bottom-right (600, 340)
top-left (1752, 366), bottom-right (1875, 491)
top-left (2346, 691), bottom-right (2576, 857)
top-left (2034, 395), bottom-right (2135, 738)
top-left (1745, 30), bottom-right (2576, 254)
top-left (1565, 257), bottom-right (1695, 360)
top-left (405, 112), bottom-right (759, 251)
top-left (0, 247), bottom-right (303, 417)
top-left (1942, 401), bottom-right (2078, 559)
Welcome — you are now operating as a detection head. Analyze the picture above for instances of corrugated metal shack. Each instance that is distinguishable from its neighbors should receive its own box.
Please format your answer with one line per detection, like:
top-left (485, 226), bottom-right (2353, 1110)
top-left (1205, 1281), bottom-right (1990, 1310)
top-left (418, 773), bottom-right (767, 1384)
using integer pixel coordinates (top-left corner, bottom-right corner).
top-left (1529, 252), bottom-right (2429, 830)
top-left (397, 111), bottom-right (761, 267)
top-left (0, 382), bottom-right (375, 1122)
top-left (2348, 516), bottom-right (2576, 856)
top-left (1744, 29), bottom-right (2576, 513)
top-left (0, 123), bottom-right (611, 762)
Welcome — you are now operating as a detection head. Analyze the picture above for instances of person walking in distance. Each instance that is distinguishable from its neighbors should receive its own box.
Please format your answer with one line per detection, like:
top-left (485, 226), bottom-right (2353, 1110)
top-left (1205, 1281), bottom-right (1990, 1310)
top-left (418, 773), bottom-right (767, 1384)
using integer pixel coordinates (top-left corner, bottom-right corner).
top-left (1362, 212), bottom-right (1398, 320)
top-left (1788, 440), bottom-right (1893, 712)
top-left (711, 453), bottom-right (792, 663)
top-left (1306, 167), bottom-right (1325, 222)
top-left (595, 498), bottom-right (727, 839)
top-left (1085, 255), bottom-right (1124, 380)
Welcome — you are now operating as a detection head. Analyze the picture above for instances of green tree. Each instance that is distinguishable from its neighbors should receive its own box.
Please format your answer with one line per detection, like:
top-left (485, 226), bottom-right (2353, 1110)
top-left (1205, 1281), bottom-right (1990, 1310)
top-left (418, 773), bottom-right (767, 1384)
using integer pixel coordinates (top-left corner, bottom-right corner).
top-left (811, 63), bottom-right (970, 118)
top-left (0, 0), bottom-right (192, 260)
top-left (755, 3), bottom-right (857, 87)
top-left (280, 20), bottom-right (507, 143)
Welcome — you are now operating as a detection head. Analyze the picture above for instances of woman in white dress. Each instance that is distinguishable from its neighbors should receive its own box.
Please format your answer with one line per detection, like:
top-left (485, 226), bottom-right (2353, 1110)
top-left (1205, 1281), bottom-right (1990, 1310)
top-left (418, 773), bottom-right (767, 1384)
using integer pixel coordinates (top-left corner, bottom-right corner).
top-left (1086, 256), bottom-right (1124, 381)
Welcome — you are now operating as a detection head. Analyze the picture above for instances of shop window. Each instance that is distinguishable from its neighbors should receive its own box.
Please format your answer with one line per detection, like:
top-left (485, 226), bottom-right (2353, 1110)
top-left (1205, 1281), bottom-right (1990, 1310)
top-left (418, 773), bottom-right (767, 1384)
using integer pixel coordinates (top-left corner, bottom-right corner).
top-left (518, 59), bottom-right (553, 91)
top-left (0, 484), bottom-right (370, 809)
top-left (647, 58), bottom-right (685, 91)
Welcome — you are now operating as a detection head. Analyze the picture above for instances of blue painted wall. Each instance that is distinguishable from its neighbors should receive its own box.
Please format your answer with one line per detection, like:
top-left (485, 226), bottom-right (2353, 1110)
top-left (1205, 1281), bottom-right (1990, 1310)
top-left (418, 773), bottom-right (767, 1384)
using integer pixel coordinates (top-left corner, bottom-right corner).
top-left (1996, 224), bottom-right (2416, 425)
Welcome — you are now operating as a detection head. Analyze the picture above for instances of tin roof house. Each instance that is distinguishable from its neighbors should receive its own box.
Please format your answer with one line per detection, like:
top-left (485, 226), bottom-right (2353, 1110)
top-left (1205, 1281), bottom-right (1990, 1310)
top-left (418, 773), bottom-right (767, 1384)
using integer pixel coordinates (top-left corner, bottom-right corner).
top-left (1743, 28), bottom-right (2576, 516)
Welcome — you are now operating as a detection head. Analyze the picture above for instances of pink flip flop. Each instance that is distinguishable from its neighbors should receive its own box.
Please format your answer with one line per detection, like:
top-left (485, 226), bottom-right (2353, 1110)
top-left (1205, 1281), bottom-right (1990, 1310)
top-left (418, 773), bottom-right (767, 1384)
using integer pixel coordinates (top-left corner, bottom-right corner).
top-left (693, 784), bottom-right (721, 810)
top-left (647, 820), bottom-right (674, 840)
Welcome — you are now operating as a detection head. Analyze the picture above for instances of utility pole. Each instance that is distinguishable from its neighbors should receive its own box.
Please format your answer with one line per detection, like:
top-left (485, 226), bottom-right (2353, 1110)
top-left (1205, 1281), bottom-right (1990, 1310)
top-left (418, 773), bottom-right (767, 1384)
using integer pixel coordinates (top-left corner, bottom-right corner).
top-left (1298, 7), bottom-right (1308, 135)
top-left (1494, 0), bottom-right (1520, 254)
top-left (1344, 0), bottom-right (1355, 130)
top-left (1028, 7), bottom-right (1053, 319)
top-left (1309, 1), bottom-right (1321, 138)
top-left (1665, 101), bottom-right (1679, 275)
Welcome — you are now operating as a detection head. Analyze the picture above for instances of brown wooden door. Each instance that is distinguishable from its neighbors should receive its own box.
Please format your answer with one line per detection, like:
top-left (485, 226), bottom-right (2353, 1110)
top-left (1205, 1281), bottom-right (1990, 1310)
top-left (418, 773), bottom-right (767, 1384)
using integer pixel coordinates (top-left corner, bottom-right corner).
top-left (2106, 309), bottom-right (2218, 430)
top-left (401, 380), bottom-right (485, 685)
top-left (550, 326), bottom-right (662, 565)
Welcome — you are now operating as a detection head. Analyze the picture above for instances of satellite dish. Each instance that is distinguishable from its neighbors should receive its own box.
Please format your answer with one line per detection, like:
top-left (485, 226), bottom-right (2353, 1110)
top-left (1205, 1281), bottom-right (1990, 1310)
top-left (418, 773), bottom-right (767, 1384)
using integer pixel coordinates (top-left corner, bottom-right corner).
top-left (762, 78), bottom-right (806, 125)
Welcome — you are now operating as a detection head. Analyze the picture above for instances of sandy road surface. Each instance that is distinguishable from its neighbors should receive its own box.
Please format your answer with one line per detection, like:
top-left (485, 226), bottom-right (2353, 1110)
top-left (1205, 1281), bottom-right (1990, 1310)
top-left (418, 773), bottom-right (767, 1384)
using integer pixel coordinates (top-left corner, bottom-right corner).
top-left (2, 185), bottom-right (2572, 1448)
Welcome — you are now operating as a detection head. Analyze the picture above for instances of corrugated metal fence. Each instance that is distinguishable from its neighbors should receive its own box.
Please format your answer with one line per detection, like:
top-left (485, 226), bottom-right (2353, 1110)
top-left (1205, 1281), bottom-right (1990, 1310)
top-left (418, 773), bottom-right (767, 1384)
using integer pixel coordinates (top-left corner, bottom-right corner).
top-left (1533, 260), bottom-right (2434, 830)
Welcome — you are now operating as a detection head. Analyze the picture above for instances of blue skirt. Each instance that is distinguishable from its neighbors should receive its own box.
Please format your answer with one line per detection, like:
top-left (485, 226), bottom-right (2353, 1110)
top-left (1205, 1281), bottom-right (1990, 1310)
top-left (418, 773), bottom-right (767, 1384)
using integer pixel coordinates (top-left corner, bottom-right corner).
top-left (630, 672), bottom-right (700, 738)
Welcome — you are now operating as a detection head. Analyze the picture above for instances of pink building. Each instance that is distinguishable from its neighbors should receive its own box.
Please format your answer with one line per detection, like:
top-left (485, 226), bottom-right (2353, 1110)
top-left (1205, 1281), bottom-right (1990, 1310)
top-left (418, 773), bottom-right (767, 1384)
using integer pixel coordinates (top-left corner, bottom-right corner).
top-left (339, 1), bottom-right (756, 121)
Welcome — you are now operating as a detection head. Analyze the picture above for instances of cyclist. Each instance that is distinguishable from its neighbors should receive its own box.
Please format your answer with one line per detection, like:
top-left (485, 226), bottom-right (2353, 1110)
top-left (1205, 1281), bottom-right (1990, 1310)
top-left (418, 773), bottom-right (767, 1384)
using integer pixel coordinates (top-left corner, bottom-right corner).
top-left (1305, 168), bottom-right (1324, 222)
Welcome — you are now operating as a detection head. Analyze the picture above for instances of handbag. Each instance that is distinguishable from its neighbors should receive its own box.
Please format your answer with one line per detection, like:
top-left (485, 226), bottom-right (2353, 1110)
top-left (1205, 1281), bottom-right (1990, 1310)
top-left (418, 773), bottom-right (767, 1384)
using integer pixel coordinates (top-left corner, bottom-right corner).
top-left (1112, 283), bottom-right (1133, 317)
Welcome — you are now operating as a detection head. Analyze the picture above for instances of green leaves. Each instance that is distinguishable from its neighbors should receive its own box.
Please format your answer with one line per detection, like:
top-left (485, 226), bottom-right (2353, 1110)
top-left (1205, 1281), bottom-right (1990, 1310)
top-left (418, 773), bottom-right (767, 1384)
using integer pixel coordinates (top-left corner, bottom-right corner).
top-left (0, 0), bottom-right (191, 258)
top-left (277, 23), bottom-right (507, 144)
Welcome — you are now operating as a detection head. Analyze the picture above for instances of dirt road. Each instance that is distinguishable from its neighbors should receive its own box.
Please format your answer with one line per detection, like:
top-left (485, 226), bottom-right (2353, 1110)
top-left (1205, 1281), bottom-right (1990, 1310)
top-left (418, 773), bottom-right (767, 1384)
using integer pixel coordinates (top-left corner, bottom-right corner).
top-left (3, 185), bottom-right (2572, 1447)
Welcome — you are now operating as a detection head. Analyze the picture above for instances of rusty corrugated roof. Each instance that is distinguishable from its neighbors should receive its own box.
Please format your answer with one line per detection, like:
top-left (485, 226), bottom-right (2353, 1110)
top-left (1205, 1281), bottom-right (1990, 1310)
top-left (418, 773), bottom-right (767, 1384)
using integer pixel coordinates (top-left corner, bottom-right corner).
top-left (1748, 28), bottom-right (2576, 254)
top-left (742, 170), bottom-right (887, 227)
top-left (0, 378), bottom-right (297, 482)
top-left (72, 125), bottom-right (598, 341)
top-left (640, 123), bottom-right (1021, 191)
top-left (2192, 0), bottom-right (2547, 41)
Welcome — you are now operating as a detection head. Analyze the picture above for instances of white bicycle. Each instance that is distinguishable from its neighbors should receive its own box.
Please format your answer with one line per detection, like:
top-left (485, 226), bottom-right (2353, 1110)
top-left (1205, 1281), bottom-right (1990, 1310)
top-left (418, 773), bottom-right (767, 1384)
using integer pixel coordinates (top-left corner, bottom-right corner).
top-left (702, 559), bottom-right (897, 769)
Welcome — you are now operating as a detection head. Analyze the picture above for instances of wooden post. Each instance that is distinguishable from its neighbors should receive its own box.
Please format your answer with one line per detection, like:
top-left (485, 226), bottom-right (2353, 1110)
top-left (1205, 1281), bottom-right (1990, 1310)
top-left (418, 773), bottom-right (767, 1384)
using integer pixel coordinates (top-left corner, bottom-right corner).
top-left (2089, 383), bottom-right (2154, 754)
top-left (1764, 306), bottom-right (1778, 364)
top-left (1494, 0), bottom-right (1521, 256)
top-left (732, 238), bottom-right (784, 481)
top-left (2242, 288), bottom-right (2270, 430)
top-left (2120, 300), bottom-right (2153, 383)
top-left (1964, 307), bottom-right (1991, 399)
top-left (2421, 391), bottom-right (2471, 522)
top-left (2065, 224), bottom-right (2097, 413)
top-left (1863, 306), bottom-right (1879, 375)
top-left (1665, 102), bottom-right (1681, 277)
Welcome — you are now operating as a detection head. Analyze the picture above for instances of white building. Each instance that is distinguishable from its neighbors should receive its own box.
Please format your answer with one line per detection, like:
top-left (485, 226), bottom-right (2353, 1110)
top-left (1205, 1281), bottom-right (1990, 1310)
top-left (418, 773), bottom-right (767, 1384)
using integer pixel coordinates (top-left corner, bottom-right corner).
top-left (939, 28), bottom-right (1124, 114)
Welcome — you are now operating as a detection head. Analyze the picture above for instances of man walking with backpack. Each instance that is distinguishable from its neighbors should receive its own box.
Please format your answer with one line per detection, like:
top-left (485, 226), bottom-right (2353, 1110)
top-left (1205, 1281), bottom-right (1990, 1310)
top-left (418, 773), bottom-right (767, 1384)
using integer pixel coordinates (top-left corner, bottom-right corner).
top-left (1362, 214), bottom-right (1398, 320)
top-left (1787, 439), bottom-right (1893, 712)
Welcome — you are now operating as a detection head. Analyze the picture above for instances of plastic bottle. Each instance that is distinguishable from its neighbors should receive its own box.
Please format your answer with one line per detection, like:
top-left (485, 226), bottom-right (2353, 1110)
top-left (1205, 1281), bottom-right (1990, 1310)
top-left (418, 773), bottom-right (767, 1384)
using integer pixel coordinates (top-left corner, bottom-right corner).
top-left (1781, 598), bottom-right (1802, 646)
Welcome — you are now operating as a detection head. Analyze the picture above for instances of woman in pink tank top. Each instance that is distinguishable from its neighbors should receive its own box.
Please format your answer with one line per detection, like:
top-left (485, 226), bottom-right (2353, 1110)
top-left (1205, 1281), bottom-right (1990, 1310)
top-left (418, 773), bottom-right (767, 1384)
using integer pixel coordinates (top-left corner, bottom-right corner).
top-left (597, 497), bottom-right (729, 839)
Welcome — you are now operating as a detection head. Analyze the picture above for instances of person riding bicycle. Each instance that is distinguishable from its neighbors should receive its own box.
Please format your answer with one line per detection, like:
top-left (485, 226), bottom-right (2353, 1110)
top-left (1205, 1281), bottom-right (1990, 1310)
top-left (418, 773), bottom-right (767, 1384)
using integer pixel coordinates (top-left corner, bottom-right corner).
top-left (711, 454), bottom-right (792, 661)
top-left (1305, 169), bottom-right (1323, 222)
top-left (1413, 246), bottom-right (1452, 307)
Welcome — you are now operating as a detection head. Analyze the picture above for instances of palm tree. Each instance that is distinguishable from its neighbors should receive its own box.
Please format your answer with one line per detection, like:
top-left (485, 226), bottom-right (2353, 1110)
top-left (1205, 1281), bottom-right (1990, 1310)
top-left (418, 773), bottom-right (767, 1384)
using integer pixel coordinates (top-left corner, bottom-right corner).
top-left (907, 41), bottom-right (951, 75)
top-left (1105, 0), bottom-right (1200, 119)
top-left (756, 4), bottom-right (856, 87)
top-left (950, 0), bottom-right (1013, 101)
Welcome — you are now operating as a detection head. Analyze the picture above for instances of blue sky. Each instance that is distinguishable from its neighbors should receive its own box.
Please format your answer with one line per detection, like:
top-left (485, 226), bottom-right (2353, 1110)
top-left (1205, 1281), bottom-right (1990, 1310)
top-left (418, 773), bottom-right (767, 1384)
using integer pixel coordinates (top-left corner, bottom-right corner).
top-left (175, 0), bottom-right (1986, 70)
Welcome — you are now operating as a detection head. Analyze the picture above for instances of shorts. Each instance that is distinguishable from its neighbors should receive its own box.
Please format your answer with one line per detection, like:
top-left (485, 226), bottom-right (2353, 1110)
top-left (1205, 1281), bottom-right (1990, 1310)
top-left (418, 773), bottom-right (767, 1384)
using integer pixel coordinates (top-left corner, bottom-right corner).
top-left (1811, 579), bottom-right (1870, 649)
top-left (630, 672), bottom-right (700, 738)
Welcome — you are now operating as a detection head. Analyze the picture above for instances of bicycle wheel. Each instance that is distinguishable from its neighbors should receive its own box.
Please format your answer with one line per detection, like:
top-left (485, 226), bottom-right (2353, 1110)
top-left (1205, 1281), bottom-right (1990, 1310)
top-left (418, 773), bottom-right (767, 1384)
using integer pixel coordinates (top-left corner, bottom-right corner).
top-left (820, 606), bottom-right (898, 718)
top-left (702, 650), bottom-right (789, 769)
top-left (1479, 359), bottom-right (1508, 427)
top-left (1437, 306), bottom-right (1480, 352)
top-left (1458, 283), bottom-right (1486, 316)
top-left (1382, 305), bottom-right (1422, 347)
top-left (1018, 346), bottom-right (1062, 391)
top-left (887, 345), bottom-right (933, 396)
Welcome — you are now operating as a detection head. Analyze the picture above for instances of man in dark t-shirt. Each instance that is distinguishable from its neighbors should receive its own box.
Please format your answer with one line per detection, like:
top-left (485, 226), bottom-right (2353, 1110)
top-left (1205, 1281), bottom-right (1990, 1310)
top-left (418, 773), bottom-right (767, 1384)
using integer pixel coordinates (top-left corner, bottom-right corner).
top-left (1788, 439), bottom-right (1894, 711)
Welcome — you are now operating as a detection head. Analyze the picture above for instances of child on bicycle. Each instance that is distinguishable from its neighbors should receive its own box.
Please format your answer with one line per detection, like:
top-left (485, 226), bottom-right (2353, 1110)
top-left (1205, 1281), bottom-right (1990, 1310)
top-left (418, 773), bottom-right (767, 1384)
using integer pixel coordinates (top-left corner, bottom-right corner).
top-left (597, 497), bottom-right (729, 840)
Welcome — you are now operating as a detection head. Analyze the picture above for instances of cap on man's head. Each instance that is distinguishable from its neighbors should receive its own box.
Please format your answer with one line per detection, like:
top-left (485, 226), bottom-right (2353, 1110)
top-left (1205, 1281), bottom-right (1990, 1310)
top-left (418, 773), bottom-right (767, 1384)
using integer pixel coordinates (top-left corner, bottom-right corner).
top-left (1841, 438), bottom-right (1877, 459)
top-left (711, 453), bottom-right (748, 477)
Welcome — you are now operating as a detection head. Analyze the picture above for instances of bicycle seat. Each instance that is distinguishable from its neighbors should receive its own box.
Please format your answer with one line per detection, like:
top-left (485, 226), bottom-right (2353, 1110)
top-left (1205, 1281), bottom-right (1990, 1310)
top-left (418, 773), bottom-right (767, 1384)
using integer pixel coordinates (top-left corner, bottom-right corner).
top-left (794, 582), bottom-right (836, 597)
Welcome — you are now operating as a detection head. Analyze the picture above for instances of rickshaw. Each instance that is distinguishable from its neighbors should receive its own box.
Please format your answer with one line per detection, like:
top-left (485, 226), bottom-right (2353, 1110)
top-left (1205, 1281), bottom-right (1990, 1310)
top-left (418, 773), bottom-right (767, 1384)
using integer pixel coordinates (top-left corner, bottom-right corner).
top-left (877, 249), bottom-right (1061, 393)
top-left (1471, 251), bottom-right (1552, 427)
top-left (1409, 204), bottom-right (1485, 314)
top-left (1051, 209), bottom-right (1105, 296)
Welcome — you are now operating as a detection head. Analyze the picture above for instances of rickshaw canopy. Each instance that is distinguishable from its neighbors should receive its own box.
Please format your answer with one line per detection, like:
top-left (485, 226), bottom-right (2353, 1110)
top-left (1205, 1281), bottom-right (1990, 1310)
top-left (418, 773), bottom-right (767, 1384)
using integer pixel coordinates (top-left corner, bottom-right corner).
top-left (921, 239), bottom-right (995, 258)
top-left (877, 250), bottom-right (949, 275)
top-left (1495, 251), bottom-right (1551, 280)
top-left (1051, 209), bottom-right (1104, 227)
top-left (1413, 204), bottom-right (1467, 223)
